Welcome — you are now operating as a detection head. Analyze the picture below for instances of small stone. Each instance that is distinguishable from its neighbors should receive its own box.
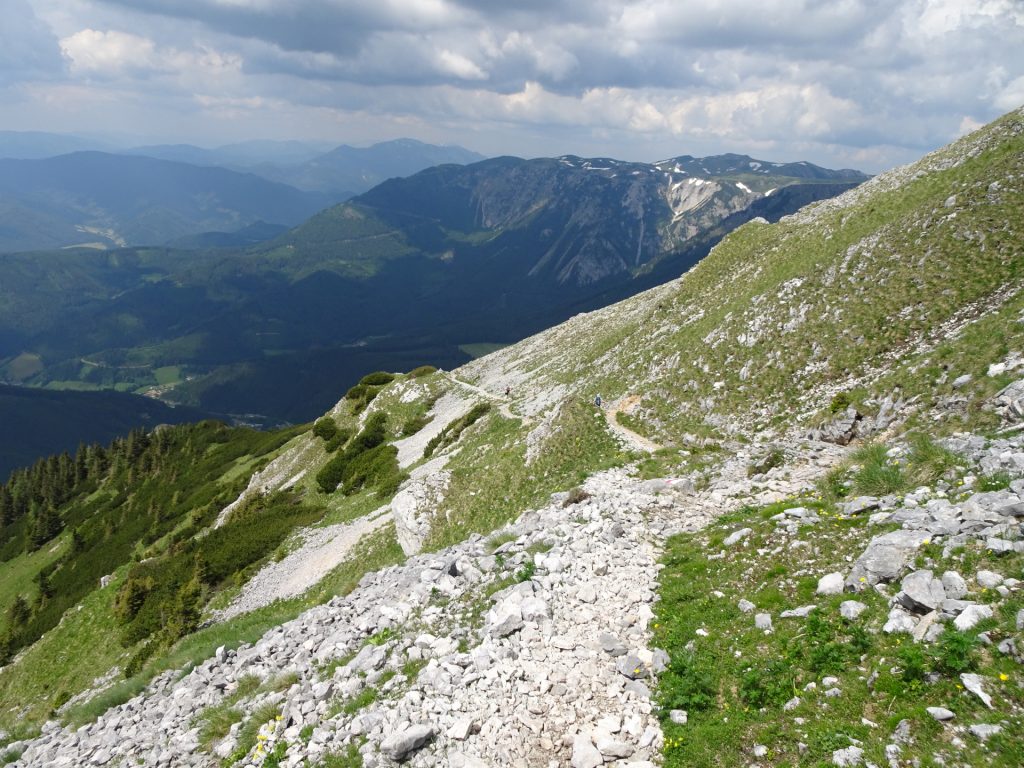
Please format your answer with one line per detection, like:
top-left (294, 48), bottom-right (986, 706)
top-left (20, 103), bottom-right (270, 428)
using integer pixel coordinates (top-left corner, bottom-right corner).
top-left (897, 570), bottom-right (946, 614)
top-left (755, 613), bottom-right (773, 631)
top-left (571, 734), bottom-right (603, 768)
top-left (976, 570), bottom-right (1003, 588)
top-left (380, 724), bottom-right (435, 761)
top-left (724, 528), bottom-right (752, 546)
top-left (784, 696), bottom-right (801, 711)
top-left (595, 736), bottom-right (633, 759)
top-left (447, 717), bottom-right (476, 741)
top-left (817, 573), bottom-right (845, 595)
top-left (578, 584), bottom-right (597, 604)
top-left (669, 710), bottom-right (687, 725)
top-left (616, 654), bottom-right (648, 680)
top-left (941, 571), bottom-right (968, 600)
top-left (883, 606), bottom-right (916, 635)
top-left (738, 599), bottom-right (756, 613)
top-left (926, 707), bottom-right (955, 721)
top-left (624, 679), bottom-right (652, 698)
top-left (832, 746), bottom-right (864, 766)
top-left (954, 604), bottom-right (993, 631)
top-left (840, 601), bottom-right (868, 620)
top-left (951, 374), bottom-right (972, 389)
top-left (961, 673), bottom-right (994, 709)
top-left (487, 600), bottom-right (524, 637)
top-left (599, 632), bottom-right (628, 657)
top-left (780, 605), bottom-right (817, 618)
top-left (753, 745), bottom-right (768, 758)
top-left (892, 719), bottom-right (912, 745)
top-left (969, 724), bottom-right (1002, 741)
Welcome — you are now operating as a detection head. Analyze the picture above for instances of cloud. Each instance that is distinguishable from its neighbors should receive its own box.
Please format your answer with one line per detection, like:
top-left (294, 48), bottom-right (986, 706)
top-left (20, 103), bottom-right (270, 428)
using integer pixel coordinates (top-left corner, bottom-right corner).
top-left (60, 29), bottom-right (158, 74)
top-left (0, 0), bottom-right (66, 84)
top-left (3, 0), bottom-right (1022, 172)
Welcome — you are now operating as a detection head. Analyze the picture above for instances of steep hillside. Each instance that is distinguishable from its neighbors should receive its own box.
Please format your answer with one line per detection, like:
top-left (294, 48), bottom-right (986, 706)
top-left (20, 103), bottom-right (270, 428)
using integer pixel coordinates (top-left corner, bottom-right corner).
top-left (0, 108), bottom-right (1021, 768)
top-left (0, 153), bottom-right (335, 253)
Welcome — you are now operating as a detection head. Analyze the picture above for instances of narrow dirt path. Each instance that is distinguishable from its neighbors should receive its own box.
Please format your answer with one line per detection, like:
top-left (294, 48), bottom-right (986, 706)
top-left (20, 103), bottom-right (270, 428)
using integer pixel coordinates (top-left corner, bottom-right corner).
top-left (604, 394), bottom-right (663, 453)
top-left (440, 371), bottom-right (531, 424)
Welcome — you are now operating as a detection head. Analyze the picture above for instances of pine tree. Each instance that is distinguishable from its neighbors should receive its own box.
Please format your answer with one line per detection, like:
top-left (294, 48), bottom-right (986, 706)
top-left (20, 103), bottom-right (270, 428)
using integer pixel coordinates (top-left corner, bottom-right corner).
top-left (0, 486), bottom-right (12, 527)
top-left (7, 595), bottom-right (30, 627)
top-left (29, 504), bottom-right (63, 550)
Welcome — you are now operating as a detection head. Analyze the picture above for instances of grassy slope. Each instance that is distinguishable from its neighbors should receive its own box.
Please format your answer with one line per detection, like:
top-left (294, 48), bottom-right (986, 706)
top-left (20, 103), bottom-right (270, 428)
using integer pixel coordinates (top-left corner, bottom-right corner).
top-left (655, 495), bottom-right (1023, 768)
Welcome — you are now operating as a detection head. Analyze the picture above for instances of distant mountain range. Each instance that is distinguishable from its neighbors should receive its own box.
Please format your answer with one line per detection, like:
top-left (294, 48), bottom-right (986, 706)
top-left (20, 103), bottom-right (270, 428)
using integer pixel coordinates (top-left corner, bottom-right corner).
top-left (0, 136), bottom-right (486, 253)
top-left (123, 138), bottom-right (484, 196)
top-left (0, 152), bottom-right (336, 253)
top-left (0, 150), bottom-right (867, 428)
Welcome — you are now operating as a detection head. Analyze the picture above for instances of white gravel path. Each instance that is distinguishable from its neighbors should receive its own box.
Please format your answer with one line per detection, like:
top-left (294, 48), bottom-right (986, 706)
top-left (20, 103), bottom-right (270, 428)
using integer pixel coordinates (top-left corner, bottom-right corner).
top-left (604, 395), bottom-right (663, 453)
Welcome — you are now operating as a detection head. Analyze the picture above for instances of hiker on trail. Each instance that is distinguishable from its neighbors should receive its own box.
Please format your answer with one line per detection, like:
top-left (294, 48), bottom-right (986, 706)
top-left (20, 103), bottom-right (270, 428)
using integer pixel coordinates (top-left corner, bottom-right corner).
top-left (594, 394), bottom-right (602, 407)
top-left (504, 385), bottom-right (511, 397)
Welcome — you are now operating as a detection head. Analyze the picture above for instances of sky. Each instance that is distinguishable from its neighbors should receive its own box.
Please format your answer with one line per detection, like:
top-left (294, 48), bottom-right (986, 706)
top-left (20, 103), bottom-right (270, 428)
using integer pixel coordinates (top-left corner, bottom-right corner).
top-left (3, 0), bottom-right (1023, 172)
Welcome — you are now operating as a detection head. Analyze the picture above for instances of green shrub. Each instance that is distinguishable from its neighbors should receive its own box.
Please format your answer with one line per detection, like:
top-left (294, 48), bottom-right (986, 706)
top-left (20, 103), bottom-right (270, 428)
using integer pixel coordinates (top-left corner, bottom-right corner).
top-left (227, 702), bottom-right (280, 764)
top-left (816, 465), bottom-right (850, 502)
top-left (515, 561), bottom-right (536, 583)
top-left (408, 365), bottom-right (437, 378)
top-left (116, 491), bottom-right (323, 648)
top-left (906, 434), bottom-right (961, 485)
top-left (658, 653), bottom-right (718, 713)
top-left (424, 403), bottom-right (491, 458)
top-left (852, 444), bottom-right (909, 496)
top-left (197, 704), bottom-right (243, 748)
top-left (263, 739), bottom-right (289, 768)
top-left (367, 627), bottom-right (396, 646)
top-left (340, 686), bottom-right (378, 715)
top-left (318, 743), bottom-right (363, 768)
top-left (357, 371), bottom-right (395, 387)
top-left (829, 391), bottom-right (853, 413)
top-left (316, 454), bottom-right (349, 494)
top-left (324, 428), bottom-right (353, 453)
top-left (739, 659), bottom-right (793, 708)
top-left (400, 415), bottom-right (430, 436)
top-left (312, 418), bottom-right (339, 442)
top-left (340, 444), bottom-right (404, 497)
top-left (933, 629), bottom-right (978, 674)
top-left (897, 643), bottom-right (928, 683)
top-left (317, 414), bottom-right (389, 493)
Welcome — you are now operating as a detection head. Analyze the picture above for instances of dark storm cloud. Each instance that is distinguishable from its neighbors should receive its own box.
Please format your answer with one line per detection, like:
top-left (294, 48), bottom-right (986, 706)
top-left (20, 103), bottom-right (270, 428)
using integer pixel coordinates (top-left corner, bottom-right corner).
top-left (96, 0), bottom-right (462, 55)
